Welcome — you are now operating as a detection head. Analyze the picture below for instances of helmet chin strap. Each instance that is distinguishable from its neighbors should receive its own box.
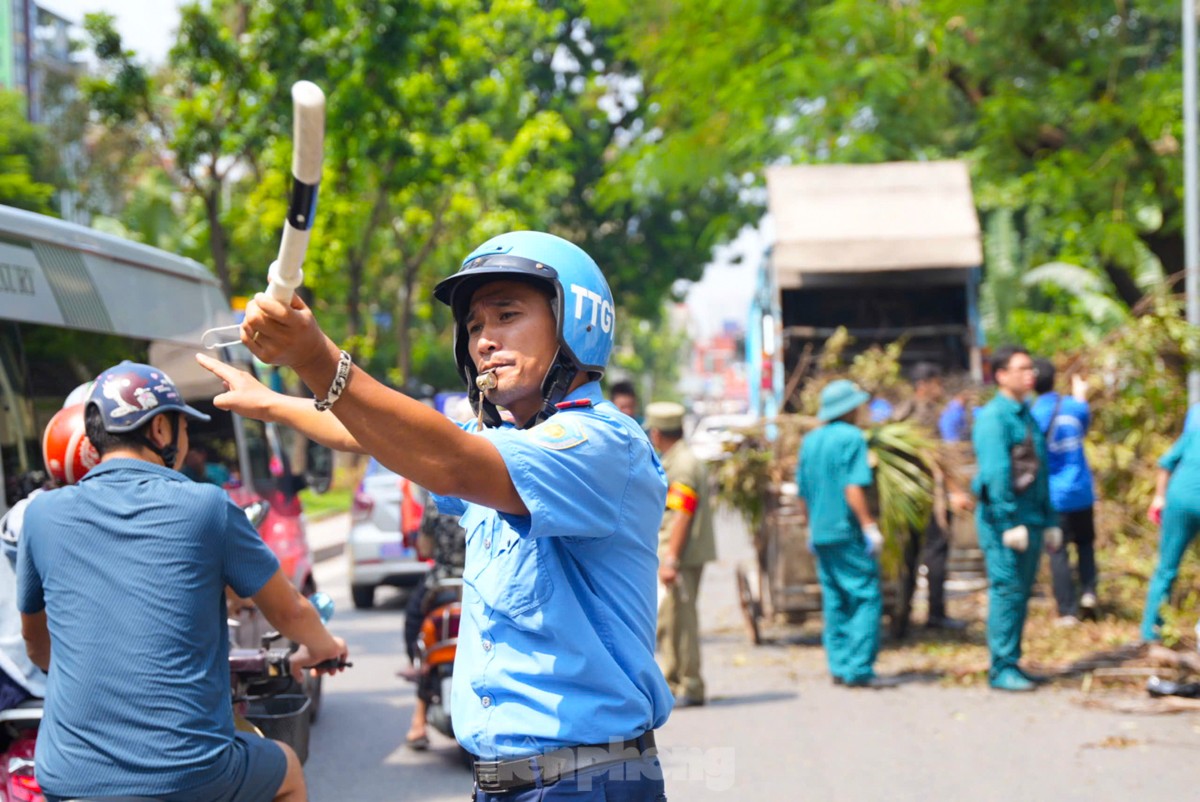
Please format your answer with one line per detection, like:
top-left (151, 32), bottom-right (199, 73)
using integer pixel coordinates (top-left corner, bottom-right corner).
top-left (530, 352), bottom-right (578, 429)
top-left (467, 352), bottom-right (578, 430)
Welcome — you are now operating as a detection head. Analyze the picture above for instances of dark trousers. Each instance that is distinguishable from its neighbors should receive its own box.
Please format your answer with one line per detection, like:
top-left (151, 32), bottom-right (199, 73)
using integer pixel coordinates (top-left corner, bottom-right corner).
top-left (404, 573), bottom-right (429, 664)
top-left (1049, 506), bottom-right (1097, 617)
top-left (903, 514), bottom-right (952, 622)
top-left (0, 669), bottom-right (29, 711)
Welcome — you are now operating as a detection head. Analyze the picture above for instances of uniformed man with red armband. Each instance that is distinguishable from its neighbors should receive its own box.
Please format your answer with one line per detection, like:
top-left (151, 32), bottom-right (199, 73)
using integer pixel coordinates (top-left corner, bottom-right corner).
top-left (647, 401), bottom-right (715, 708)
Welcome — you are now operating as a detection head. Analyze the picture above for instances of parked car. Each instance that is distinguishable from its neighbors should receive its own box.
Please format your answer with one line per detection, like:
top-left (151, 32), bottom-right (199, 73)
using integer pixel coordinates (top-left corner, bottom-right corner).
top-left (347, 458), bottom-right (431, 609)
top-left (688, 413), bottom-right (757, 463)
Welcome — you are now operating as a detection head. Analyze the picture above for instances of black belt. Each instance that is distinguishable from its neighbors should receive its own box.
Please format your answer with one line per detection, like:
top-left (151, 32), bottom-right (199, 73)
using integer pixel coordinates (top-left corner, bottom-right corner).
top-left (473, 731), bottom-right (658, 794)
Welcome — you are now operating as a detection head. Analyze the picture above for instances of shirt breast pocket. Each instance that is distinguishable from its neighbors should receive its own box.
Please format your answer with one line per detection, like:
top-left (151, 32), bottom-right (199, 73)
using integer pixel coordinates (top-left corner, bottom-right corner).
top-left (464, 525), bottom-right (555, 621)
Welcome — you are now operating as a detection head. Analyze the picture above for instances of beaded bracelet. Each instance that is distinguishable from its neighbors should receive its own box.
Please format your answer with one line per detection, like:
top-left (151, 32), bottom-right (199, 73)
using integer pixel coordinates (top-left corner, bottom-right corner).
top-left (314, 350), bottom-right (352, 411)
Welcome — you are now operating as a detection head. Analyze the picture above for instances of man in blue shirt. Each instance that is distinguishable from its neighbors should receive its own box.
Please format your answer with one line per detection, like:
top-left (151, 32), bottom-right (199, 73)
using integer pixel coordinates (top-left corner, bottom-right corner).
top-left (199, 231), bottom-right (672, 800)
top-left (18, 362), bottom-right (348, 802)
top-left (1031, 359), bottom-right (1098, 623)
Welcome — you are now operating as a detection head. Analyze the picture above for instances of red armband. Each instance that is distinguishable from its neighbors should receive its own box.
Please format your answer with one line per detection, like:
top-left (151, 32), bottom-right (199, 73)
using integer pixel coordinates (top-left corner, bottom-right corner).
top-left (666, 482), bottom-right (699, 515)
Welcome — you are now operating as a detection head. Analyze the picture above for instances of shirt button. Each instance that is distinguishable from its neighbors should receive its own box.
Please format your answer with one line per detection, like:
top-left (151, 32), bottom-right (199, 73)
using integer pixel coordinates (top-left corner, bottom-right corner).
top-left (483, 538), bottom-right (492, 549)
top-left (481, 695), bottom-right (492, 708)
top-left (482, 639), bottom-right (493, 652)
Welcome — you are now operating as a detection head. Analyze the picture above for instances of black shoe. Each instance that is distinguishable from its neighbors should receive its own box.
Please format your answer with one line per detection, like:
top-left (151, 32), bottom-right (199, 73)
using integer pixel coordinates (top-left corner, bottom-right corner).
top-left (1017, 667), bottom-right (1051, 685)
top-left (832, 676), bottom-right (845, 686)
top-left (926, 616), bottom-right (969, 632)
top-left (673, 694), bottom-right (706, 708)
top-left (843, 675), bottom-right (901, 689)
top-left (1147, 676), bottom-right (1200, 699)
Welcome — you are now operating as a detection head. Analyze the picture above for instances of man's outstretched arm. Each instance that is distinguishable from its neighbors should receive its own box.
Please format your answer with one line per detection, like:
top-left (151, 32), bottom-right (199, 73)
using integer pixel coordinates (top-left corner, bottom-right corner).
top-left (205, 294), bottom-right (527, 515)
top-left (197, 354), bottom-right (365, 454)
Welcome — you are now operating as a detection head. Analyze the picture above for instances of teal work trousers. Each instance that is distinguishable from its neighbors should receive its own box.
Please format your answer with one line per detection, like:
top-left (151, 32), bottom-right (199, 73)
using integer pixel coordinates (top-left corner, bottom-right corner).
top-left (813, 539), bottom-right (882, 683)
top-left (1141, 504), bottom-right (1200, 642)
top-left (977, 513), bottom-right (1043, 680)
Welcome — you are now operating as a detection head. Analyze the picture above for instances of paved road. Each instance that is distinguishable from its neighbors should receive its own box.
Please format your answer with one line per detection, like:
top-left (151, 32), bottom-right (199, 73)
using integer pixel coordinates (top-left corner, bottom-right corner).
top-left (305, 516), bottom-right (467, 801)
top-left (302, 511), bottom-right (1200, 801)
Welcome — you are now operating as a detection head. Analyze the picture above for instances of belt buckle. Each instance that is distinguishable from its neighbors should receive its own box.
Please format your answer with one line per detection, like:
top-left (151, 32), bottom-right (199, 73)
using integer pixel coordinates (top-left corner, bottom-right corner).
top-left (474, 760), bottom-right (502, 793)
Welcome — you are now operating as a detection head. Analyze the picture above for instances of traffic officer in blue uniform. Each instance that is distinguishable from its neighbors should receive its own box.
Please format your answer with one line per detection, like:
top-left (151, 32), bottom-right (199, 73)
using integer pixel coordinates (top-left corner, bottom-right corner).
top-left (972, 345), bottom-right (1058, 692)
top-left (797, 379), bottom-right (886, 688)
top-left (200, 231), bottom-right (673, 800)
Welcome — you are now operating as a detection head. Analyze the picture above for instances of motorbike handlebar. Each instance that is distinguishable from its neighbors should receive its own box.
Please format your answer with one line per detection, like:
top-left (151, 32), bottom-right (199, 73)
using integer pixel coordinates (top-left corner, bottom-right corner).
top-left (230, 647), bottom-right (351, 689)
top-left (308, 657), bottom-right (353, 671)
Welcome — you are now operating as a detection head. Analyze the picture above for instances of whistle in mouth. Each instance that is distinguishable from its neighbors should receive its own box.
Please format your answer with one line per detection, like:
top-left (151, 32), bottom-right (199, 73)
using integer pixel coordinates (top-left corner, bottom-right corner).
top-left (476, 370), bottom-right (498, 392)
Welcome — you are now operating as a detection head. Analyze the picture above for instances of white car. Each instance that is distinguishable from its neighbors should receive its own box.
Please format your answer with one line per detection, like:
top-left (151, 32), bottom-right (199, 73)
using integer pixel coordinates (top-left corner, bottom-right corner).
top-left (347, 458), bottom-right (430, 609)
top-left (689, 414), bottom-right (757, 462)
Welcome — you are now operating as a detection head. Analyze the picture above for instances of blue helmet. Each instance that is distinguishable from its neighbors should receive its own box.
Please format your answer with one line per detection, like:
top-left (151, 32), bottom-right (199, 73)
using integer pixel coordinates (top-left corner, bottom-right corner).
top-left (86, 361), bottom-right (210, 434)
top-left (433, 231), bottom-right (615, 426)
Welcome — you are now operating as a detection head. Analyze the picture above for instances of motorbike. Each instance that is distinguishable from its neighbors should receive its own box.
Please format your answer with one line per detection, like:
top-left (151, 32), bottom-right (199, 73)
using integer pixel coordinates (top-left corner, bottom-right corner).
top-left (231, 590), bottom-right (341, 766)
top-left (0, 593), bottom-right (343, 802)
top-left (0, 700), bottom-right (41, 802)
top-left (227, 500), bottom-right (326, 726)
top-left (415, 576), bottom-right (463, 747)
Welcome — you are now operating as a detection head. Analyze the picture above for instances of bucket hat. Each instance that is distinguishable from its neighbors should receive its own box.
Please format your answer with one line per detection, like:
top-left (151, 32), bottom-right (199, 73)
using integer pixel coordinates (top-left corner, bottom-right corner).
top-left (817, 379), bottom-right (870, 422)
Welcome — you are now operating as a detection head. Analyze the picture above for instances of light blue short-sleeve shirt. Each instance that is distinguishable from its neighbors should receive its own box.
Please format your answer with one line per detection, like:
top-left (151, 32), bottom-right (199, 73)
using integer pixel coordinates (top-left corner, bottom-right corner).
top-left (435, 382), bottom-right (673, 759)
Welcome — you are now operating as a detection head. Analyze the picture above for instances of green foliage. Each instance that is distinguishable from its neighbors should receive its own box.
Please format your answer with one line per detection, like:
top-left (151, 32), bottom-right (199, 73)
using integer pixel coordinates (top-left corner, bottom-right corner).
top-left (609, 314), bottom-right (690, 403)
top-left (869, 421), bottom-right (936, 576)
top-left (81, 5), bottom-right (272, 298)
top-left (715, 441), bottom-right (776, 537)
top-left (0, 91), bottom-right (57, 213)
top-left (595, 1), bottom-right (1189, 338)
top-left (74, 2), bottom-right (722, 392)
top-left (1070, 298), bottom-right (1200, 525)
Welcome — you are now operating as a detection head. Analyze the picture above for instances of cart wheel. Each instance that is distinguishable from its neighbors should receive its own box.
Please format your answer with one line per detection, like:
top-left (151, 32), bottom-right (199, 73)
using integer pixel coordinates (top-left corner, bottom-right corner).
top-left (735, 565), bottom-right (762, 646)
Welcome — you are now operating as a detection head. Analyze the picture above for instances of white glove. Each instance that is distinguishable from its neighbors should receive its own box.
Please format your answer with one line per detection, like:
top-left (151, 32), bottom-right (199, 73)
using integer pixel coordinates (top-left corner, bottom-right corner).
top-left (863, 523), bottom-right (884, 556)
top-left (1044, 526), bottom-right (1063, 552)
top-left (1002, 525), bottom-right (1030, 552)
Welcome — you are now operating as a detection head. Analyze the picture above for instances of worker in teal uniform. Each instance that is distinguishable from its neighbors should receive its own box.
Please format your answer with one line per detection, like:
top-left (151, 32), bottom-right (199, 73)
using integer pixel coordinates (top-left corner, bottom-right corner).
top-left (1141, 428), bottom-right (1200, 642)
top-left (972, 345), bottom-right (1060, 692)
top-left (797, 379), bottom-right (886, 688)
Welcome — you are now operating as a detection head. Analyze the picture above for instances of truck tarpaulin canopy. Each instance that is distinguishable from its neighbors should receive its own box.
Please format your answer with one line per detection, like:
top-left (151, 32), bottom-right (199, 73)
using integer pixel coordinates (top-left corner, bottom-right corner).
top-left (766, 161), bottom-right (982, 286)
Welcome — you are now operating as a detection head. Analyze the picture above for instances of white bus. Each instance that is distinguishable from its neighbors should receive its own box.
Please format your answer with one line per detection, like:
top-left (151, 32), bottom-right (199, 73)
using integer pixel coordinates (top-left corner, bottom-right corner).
top-left (0, 204), bottom-right (331, 596)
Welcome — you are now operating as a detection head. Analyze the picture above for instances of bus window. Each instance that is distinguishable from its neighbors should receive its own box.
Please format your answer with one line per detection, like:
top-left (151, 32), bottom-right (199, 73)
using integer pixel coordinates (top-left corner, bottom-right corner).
top-left (0, 322), bottom-right (40, 511)
top-left (241, 415), bottom-right (283, 498)
top-left (179, 400), bottom-right (242, 489)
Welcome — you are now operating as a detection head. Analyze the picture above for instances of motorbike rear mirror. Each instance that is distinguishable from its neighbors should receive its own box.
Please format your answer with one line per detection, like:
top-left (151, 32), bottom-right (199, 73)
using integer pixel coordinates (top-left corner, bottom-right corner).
top-left (310, 591), bottom-right (335, 624)
top-left (304, 440), bottom-right (334, 495)
top-left (243, 499), bottom-right (270, 529)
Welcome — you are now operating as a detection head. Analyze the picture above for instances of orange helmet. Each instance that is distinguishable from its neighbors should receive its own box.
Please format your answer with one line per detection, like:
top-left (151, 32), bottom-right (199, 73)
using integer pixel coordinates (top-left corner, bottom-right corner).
top-left (42, 403), bottom-right (99, 485)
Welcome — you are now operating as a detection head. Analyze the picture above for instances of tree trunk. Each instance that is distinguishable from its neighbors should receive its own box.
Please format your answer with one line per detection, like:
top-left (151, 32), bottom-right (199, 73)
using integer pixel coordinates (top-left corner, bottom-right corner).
top-left (1143, 230), bottom-right (1185, 292)
top-left (343, 178), bottom-right (395, 348)
top-left (202, 188), bottom-right (232, 299)
top-left (1100, 260), bottom-right (1146, 310)
top-left (395, 259), bottom-right (419, 384)
top-left (393, 196), bottom-right (452, 384)
top-left (345, 257), bottom-right (362, 344)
